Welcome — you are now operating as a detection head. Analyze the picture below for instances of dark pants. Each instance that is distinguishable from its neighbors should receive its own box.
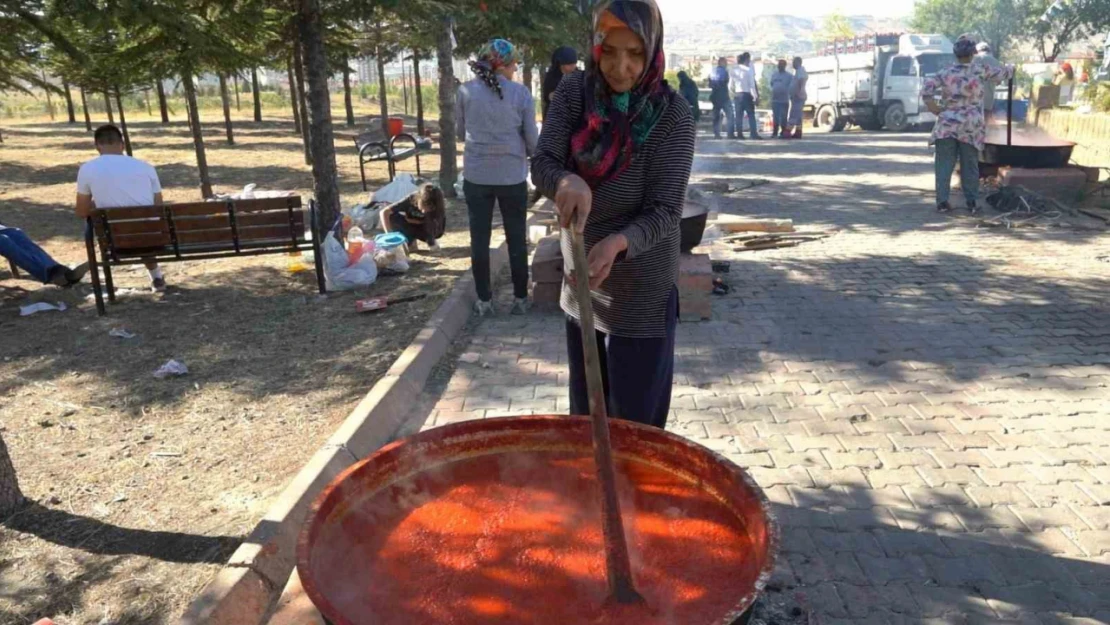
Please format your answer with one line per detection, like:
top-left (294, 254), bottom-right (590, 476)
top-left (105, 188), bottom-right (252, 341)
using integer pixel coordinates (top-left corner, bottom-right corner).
top-left (934, 138), bottom-right (979, 206)
top-left (771, 101), bottom-right (788, 136)
top-left (0, 226), bottom-right (60, 283)
top-left (712, 101), bottom-right (735, 138)
top-left (735, 93), bottom-right (759, 138)
top-left (464, 180), bottom-right (529, 301)
top-left (566, 287), bottom-right (678, 429)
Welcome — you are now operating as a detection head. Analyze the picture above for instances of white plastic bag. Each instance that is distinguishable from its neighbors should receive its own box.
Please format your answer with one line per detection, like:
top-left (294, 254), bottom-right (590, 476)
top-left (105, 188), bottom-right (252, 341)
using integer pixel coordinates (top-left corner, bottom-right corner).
top-left (324, 232), bottom-right (378, 290)
top-left (374, 245), bottom-right (409, 274)
top-left (371, 174), bottom-right (420, 204)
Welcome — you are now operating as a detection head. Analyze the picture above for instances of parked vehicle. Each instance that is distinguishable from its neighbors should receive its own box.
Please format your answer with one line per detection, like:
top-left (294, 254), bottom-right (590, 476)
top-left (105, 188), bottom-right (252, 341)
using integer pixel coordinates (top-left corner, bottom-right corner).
top-left (802, 33), bottom-right (955, 132)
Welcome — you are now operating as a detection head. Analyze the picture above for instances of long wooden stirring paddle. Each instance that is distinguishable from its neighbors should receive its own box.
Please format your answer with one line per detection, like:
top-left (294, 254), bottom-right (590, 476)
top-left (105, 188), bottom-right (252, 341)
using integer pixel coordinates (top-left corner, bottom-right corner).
top-left (570, 230), bottom-right (645, 605)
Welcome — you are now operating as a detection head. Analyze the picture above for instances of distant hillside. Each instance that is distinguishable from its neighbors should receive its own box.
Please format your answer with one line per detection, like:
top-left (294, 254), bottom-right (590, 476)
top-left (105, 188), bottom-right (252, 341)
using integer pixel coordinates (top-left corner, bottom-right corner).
top-left (666, 15), bottom-right (910, 58)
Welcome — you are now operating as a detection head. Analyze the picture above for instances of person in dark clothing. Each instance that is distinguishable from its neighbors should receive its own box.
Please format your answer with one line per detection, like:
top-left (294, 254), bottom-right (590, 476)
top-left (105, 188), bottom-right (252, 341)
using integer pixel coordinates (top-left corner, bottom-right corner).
top-left (532, 0), bottom-right (695, 429)
top-left (708, 56), bottom-right (734, 138)
top-left (677, 70), bottom-right (701, 122)
top-left (541, 46), bottom-right (579, 120)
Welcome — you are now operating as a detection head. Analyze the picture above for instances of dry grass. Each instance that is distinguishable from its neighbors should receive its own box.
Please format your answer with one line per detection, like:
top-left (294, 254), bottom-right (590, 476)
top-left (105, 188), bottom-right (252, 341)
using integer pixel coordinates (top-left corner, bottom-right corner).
top-left (0, 105), bottom-right (473, 624)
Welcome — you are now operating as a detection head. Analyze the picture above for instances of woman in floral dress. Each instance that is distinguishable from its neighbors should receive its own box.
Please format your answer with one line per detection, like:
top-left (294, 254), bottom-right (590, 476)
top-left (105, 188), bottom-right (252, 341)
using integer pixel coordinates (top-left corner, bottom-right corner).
top-left (922, 35), bottom-right (1013, 213)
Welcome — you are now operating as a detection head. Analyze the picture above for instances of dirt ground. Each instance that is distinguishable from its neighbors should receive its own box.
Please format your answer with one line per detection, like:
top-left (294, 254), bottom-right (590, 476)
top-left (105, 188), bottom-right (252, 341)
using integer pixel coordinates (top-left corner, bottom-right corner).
top-left (0, 106), bottom-right (475, 624)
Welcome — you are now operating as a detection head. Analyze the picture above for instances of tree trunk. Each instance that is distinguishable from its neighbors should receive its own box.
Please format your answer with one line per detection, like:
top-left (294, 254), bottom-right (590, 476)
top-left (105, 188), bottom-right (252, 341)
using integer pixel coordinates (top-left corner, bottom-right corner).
top-left (287, 58), bottom-right (302, 135)
top-left (42, 70), bottom-right (55, 120)
top-left (145, 89), bottom-right (152, 117)
top-left (182, 72), bottom-right (213, 198)
top-left (436, 18), bottom-right (458, 197)
top-left (156, 80), bottom-right (169, 124)
top-left (62, 79), bottom-right (76, 123)
top-left (522, 63), bottom-right (533, 95)
top-left (342, 59), bottom-right (355, 126)
top-left (79, 87), bottom-right (92, 131)
top-left (219, 74), bottom-right (234, 145)
top-left (376, 50), bottom-right (389, 139)
top-left (104, 91), bottom-right (114, 123)
top-left (402, 54), bottom-right (409, 116)
top-left (0, 434), bottom-right (24, 517)
top-left (251, 67), bottom-right (262, 122)
top-left (297, 0), bottom-right (341, 232)
top-left (233, 73), bottom-right (242, 110)
top-left (293, 43), bottom-right (312, 165)
top-left (114, 87), bottom-right (133, 156)
top-left (413, 52), bottom-right (425, 136)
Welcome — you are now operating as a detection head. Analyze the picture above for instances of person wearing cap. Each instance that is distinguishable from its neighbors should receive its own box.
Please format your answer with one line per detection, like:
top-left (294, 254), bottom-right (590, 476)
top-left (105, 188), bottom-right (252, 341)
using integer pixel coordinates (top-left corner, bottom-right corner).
top-left (542, 46), bottom-right (580, 120)
top-left (922, 35), bottom-right (1012, 213)
top-left (974, 42), bottom-right (1001, 122)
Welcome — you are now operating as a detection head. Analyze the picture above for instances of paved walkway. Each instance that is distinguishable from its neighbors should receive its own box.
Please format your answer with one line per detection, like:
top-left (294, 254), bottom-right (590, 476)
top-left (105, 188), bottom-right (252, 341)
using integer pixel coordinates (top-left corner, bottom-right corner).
top-left (412, 131), bottom-right (1110, 624)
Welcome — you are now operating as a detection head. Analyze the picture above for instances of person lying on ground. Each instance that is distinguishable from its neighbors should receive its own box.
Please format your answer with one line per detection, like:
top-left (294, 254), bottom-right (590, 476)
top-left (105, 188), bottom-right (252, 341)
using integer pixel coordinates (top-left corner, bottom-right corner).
top-left (0, 222), bottom-right (89, 287)
top-left (75, 124), bottom-right (167, 292)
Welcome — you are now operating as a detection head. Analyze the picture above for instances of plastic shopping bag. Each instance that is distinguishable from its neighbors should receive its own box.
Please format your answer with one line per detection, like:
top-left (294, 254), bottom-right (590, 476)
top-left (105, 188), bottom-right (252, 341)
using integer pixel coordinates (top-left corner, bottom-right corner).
top-left (324, 232), bottom-right (378, 290)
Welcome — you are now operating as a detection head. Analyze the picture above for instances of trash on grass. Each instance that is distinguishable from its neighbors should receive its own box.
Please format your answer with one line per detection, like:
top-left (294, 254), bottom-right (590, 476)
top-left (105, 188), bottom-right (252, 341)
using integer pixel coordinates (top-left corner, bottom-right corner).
top-left (374, 233), bottom-right (410, 274)
top-left (109, 328), bottom-right (136, 339)
top-left (20, 301), bottom-right (67, 316)
top-left (153, 360), bottom-right (189, 378)
top-left (371, 174), bottom-right (420, 204)
top-left (324, 232), bottom-right (377, 290)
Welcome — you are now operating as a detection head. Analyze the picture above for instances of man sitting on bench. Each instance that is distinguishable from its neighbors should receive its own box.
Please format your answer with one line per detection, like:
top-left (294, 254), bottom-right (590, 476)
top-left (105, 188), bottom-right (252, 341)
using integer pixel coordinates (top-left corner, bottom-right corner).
top-left (1, 222), bottom-right (89, 287)
top-left (75, 125), bottom-right (167, 292)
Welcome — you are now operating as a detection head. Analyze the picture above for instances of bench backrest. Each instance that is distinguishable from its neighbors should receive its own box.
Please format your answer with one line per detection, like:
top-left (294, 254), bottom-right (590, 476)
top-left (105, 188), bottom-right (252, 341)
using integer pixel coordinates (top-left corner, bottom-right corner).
top-left (92, 196), bottom-right (305, 258)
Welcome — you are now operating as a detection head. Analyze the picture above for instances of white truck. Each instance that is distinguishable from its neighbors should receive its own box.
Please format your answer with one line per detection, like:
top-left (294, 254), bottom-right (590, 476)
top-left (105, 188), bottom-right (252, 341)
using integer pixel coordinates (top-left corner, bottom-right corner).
top-left (803, 33), bottom-right (955, 132)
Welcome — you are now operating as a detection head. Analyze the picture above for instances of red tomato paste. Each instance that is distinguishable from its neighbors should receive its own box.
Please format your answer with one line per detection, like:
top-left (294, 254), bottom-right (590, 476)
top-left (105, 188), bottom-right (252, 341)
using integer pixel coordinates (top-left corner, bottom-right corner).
top-left (307, 451), bottom-right (758, 624)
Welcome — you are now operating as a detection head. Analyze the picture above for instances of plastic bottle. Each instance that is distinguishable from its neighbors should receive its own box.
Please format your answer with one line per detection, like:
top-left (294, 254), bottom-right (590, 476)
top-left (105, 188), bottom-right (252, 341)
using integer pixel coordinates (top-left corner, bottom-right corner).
top-left (347, 226), bottom-right (366, 266)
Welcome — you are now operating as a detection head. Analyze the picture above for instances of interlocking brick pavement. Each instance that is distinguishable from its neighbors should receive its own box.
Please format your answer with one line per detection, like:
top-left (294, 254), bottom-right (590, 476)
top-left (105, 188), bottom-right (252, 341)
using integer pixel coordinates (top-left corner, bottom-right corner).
top-left (411, 132), bottom-right (1110, 623)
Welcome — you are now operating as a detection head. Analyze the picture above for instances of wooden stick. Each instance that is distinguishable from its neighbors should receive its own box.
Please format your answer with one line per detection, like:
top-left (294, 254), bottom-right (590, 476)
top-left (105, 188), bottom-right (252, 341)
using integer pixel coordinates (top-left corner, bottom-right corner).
top-left (570, 230), bottom-right (644, 605)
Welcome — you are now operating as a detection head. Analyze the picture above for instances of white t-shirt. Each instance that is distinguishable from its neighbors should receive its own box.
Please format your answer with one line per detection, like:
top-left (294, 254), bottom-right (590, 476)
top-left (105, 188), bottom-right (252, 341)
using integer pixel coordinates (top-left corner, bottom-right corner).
top-left (730, 64), bottom-right (757, 97)
top-left (76, 154), bottom-right (162, 208)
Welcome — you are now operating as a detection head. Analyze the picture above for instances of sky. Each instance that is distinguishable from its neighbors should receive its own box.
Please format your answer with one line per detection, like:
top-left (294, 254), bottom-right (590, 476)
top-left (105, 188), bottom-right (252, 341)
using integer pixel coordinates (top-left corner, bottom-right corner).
top-left (654, 0), bottom-right (916, 21)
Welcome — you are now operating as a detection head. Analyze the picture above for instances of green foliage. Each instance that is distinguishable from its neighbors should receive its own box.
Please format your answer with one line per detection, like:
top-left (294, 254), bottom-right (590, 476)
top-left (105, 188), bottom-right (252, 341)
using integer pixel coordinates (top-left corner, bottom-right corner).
top-left (1082, 81), bottom-right (1110, 112)
top-left (1026, 0), bottom-right (1110, 62)
top-left (818, 11), bottom-right (855, 43)
top-left (910, 0), bottom-right (1026, 59)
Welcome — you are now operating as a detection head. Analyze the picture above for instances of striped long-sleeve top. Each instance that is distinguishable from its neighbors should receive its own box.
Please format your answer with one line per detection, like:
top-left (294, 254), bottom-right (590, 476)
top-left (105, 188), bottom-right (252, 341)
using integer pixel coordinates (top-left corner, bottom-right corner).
top-left (531, 72), bottom-right (696, 338)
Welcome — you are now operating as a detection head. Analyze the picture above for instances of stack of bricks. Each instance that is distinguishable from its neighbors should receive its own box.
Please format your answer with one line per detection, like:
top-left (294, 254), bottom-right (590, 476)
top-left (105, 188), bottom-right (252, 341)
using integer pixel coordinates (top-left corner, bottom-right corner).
top-left (531, 234), bottom-right (563, 309)
top-left (678, 253), bottom-right (712, 321)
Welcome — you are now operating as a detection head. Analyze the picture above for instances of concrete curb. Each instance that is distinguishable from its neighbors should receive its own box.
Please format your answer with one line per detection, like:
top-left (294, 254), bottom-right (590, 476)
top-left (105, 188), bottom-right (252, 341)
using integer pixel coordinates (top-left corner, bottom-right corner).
top-left (179, 200), bottom-right (549, 625)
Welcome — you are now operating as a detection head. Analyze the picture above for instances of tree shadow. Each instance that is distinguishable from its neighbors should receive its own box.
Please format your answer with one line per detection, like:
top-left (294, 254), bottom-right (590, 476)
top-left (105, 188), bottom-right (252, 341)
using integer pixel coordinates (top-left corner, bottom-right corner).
top-left (769, 487), bottom-right (1109, 620)
top-left (3, 502), bottom-right (240, 565)
top-left (695, 131), bottom-right (1107, 243)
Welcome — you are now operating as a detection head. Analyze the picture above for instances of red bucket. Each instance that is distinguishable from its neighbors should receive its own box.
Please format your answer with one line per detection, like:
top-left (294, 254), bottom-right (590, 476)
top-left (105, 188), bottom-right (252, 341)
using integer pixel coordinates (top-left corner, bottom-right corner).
top-left (387, 117), bottom-right (404, 137)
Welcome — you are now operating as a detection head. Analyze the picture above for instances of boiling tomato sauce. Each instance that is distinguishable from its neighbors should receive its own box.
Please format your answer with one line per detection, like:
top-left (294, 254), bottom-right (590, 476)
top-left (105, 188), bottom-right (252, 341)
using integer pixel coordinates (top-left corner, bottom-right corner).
top-left (308, 451), bottom-right (758, 624)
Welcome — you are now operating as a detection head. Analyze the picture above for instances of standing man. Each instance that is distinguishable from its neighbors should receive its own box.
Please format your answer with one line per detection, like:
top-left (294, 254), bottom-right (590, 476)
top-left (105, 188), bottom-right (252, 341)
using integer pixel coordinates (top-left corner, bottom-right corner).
top-left (732, 52), bottom-right (761, 139)
top-left (76, 125), bottom-right (167, 291)
top-left (708, 57), bottom-right (734, 139)
top-left (974, 42), bottom-right (1001, 122)
top-left (787, 56), bottom-right (808, 139)
top-left (769, 59), bottom-right (792, 138)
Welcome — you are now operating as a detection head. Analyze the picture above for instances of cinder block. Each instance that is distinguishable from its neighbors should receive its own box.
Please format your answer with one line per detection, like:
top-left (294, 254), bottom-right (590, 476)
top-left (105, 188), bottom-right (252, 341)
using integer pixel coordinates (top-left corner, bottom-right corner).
top-left (178, 567), bottom-right (272, 625)
top-left (679, 253), bottom-right (712, 322)
top-left (531, 234), bottom-right (563, 284)
top-left (1001, 166), bottom-right (1087, 203)
top-left (269, 570), bottom-right (326, 625)
top-left (532, 282), bottom-right (562, 309)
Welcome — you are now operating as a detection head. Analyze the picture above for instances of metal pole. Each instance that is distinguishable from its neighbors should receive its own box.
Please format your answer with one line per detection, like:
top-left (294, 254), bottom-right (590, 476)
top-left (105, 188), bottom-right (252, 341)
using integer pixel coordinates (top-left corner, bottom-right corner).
top-left (1007, 78), bottom-right (1013, 146)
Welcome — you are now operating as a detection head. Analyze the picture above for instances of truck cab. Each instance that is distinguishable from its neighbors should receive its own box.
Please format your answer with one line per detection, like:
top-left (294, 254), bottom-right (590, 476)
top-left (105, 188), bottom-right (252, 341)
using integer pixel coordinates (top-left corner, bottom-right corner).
top-left (804, 33), bottom-right (955, 132)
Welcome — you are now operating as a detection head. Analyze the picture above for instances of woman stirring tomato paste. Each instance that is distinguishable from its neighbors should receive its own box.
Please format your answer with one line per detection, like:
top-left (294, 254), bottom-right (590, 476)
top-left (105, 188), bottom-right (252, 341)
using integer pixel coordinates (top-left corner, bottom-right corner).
top-left (532, 0), bottom-right (695, 430)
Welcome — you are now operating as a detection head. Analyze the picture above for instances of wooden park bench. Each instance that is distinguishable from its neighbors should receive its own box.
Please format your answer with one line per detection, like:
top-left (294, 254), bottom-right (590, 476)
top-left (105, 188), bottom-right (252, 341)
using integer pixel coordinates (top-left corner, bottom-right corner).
top-left (84, 196), bottom-right (325, 315)
top-left (354, 129), bottom-right (423, 191)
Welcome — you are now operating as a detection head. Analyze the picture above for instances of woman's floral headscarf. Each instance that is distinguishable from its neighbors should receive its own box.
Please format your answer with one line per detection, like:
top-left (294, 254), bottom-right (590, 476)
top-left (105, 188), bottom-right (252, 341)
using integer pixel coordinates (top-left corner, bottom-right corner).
top-left (570, 0), bottom-right (672, 187)
top-left (470, 38), bottom-right (521, 99)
